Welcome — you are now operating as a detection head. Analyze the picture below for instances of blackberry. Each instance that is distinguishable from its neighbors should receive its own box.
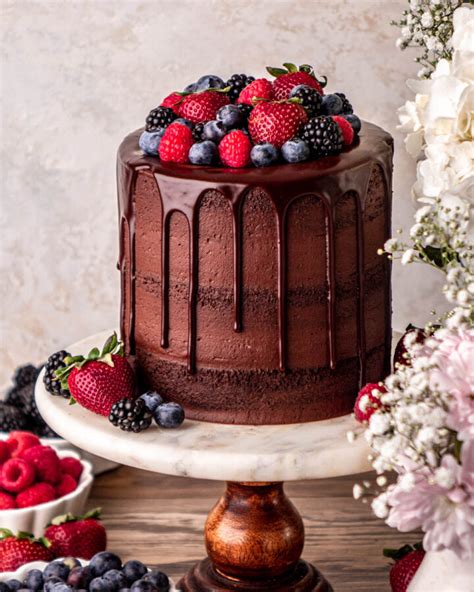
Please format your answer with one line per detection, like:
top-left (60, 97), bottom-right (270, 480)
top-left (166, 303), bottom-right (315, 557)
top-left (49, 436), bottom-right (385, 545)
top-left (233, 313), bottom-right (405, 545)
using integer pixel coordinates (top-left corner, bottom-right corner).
top-left (145, 106), bottom-right (176, 132)
top-left (300, 116), bottom-right (343, 158)
top-left (289, 85), bottom-right (322, 117)
top-left (237, 103), bottom-right (253, 120)
top-left (335, 92), bottom-right (353, 114)
top-left (13, 364), bottom-right (40, 388)
top-left (192, 122), bottom-right (205, 142)
top-left (109, 398), bottom-right (152, 433)
top-left (226, 73), bottom-right (255, 102)
top-left (43, 350), bottom-right (71, 398)
top-left (0, 402), bottom-right (28, 431)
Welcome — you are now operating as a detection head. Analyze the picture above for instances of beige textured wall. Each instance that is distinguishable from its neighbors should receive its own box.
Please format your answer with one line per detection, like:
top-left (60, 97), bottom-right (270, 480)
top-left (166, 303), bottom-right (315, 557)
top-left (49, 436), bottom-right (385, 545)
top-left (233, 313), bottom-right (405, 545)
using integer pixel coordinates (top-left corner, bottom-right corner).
top-left (0, 0), bottom-right (446, 382)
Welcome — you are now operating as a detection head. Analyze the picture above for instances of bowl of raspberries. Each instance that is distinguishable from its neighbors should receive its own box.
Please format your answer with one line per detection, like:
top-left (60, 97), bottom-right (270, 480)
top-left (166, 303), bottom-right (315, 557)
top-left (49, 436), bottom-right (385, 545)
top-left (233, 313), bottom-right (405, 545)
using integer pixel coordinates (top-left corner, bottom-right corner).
top-left (0, 431), bottom-right (93, 537)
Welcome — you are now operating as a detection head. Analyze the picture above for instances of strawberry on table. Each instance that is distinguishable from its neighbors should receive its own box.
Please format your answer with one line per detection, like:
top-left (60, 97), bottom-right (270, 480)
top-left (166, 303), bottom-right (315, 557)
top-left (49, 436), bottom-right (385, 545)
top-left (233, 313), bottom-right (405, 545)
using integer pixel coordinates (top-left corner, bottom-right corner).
top-left (0, 529), bottom-right (53, 571)
top-left (248, 100), bottom-right (308, 148)
top-left (178, 89), bottom-right (230, 123)
top-left (267, 62), bottom-right (326, 100)
top-left (384, 544), bottom-right (425, 592)
top-left (44, 508), bottom-right (107, 560)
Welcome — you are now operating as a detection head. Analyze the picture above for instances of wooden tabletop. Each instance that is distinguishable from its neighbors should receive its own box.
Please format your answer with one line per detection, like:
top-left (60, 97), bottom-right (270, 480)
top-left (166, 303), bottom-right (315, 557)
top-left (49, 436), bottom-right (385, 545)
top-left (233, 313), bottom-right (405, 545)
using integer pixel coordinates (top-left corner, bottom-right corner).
top-left (88, 466), bottom-right (417, 591)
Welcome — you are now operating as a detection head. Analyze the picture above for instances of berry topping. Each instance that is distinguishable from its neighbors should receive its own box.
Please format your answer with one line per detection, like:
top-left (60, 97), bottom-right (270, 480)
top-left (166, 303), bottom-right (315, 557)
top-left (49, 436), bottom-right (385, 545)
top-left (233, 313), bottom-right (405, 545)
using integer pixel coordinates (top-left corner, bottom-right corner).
top-left (218, 129), bottom-right (252, 168)
top-left (189, 140), bottom-right (217, 166)
top-left (335, 92), bottom-right (354, 114)
top-left (43, 350), bottom-right (71, 398)
top-left (217, 104), bottom-right (245, 129)
top-left (158, 121), bottom-right (194, 164)
top-left (154, 402), bottom-right (185, 429)
top-left (299, 116), bottom-right (343, 158)
top-left (195, 74), bottom-right (226, 92)
top-left (267, 63), bottom-right (326, 100)
top-left (226, 73), bottom-right (255, 102)
top-left (331, 115), bottom-right (355, 145)
top-left (281, 138), bottom-right (310, 163)
top-left (145, 106), bottom-right (176, 132)
top-left (202, 120), bottom-right (226, 143)
top-left (16, 482), bottom-right (57, 508)
top-left (354, 382), bottom-right (386, 423)
top-left (160, 92), bottom-right (182, 114)
top-left (344, 113), bottom-right (362, 135)
top-left (321, 93), bottom-right (344, 115)
top-left (109, 398), bottom-right (152, 433)
top-left (178, 90), bottom-right (230, 124)
top-left (21, 444), bottom-right (61, 484)
top-left (0, 491), bottom-right (16, 509)
top-left (45, 509), bottom-right (107, 561)
top-left (59, 456), bottom-right (84, 481)
top-left (248, 100), bottom-right (308, 148)
top-left (192, 122), bottom-right (205, 142)
top-left (236, 78), bottom-right (273, 105)
top-left (250, 143), bottom-right (279, 167)
top-left (289, 84), bottom-right (322, 117)
top-left (0, 530), bottom-right (53, 571)
top-left (139, 129), bottom-right (165, 156)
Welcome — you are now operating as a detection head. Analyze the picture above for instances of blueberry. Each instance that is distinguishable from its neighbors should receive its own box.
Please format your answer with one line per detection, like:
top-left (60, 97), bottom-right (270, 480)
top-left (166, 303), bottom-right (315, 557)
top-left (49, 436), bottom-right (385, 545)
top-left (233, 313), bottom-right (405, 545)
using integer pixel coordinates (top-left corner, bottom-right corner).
top-left (344, 114), bottom-right (362, 135)
top-left (44, 578), bottom-right (64, 592)
top-left (89, 552), bottom-right (122, 578)
top-left (67, 567), bottom-right (92, 590)
top-left (139, 130), bottom-right (165, 156)
top-left (24, 570), bottom-right (44, 592)
top-left (250, 143), bottom-right (279, 167)
top-left (183, 82), bottom-right (197, 93)
top-left (0, 584), bottom-right (8, 592)
top-left (281, 138), bottom-right (310, 163)
top-left (89, 578), bottom-right (110, 592)
top-left (216, 104), bottom-right (243, 130)
top-left (44, 561), bottom-right (70, 582)
top-left (129, 582), bottom-right (157, 592)
top-left (63, 558), bottom-right (82, 570)
top-left (139, 392), bottom-right (164, 413)
top-left (118, 589), bottom-right (131, 592)
top-left (143, 570), bottom-right (169, 592)
top-left (51, 584), bottom-right (72, 592)
top-left (122, 560), bottom-right (148, 584)
top-left (103, 570), bottom-right (128, 591)
top-left (188, 141), bottom-right (217, 166)
top-left (154, 402), bottom-right (185, 429)
top-left (5, 581), bottom-right (22, 592)
top-left (195, 75), bottom-right (225, 91)
top-left (321, 93), bottom-right (343, 115)
top-left (173, 118), bottom-right (193, 129)
top-left (202, 120), bottom-right (226, 143)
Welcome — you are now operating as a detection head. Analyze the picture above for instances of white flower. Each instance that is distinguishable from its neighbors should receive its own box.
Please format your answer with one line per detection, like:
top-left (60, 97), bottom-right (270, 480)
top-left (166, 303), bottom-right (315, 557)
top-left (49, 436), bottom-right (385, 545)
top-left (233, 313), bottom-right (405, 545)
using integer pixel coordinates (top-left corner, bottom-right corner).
top-left (353, 484), bottom-right (364, 500)
top-left (421, 12), bottom-right (434, 28)
top-left (384, 238), bottom-right (399, 253)
top-left (399, 472), bottom-right (417, 492)
top-left (372, 493), bottom-right (390, 519)
top-left (402, 249), bottom-right (417, 265)
top-left (369, 412), bottom-right (391, 436)
top-left (434, 465), bottom-right (456, 489)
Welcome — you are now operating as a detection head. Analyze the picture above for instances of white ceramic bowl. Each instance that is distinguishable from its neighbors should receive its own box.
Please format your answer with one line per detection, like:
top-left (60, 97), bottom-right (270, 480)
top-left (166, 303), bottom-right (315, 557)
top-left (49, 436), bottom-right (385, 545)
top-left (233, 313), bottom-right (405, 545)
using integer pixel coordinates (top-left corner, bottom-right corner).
top-left (0, 559), bottom-right (179, 591)
top-left (0, 449), bottom-right (93, 537)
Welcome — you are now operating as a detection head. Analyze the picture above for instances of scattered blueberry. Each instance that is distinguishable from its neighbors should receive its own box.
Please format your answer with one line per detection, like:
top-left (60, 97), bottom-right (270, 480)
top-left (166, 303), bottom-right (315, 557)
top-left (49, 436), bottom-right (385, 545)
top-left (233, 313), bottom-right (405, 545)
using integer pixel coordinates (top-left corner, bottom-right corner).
top-left (139, 130), bottom-right (165, 156)
top-left (142, 571), bottom-right (169, 592)
top-left (103, 570), bottom-right (127, 592)
top-left (173, 118), bottom-right (193, 129)
top-left (250, 143), bottom-right (279, 167)
top-left (183, 82), bottom-right (197, 93)
top-left (122, 561), bottom-right (148, 585)
top-left (5, 581), bottom-right (22, 592)
top-left (44, 578), bottom-right (64, 592)
top-left (154, 402), bottom-right (185, 429)
top-left (195, 75), bottom-right (225, 91)
top-left (188, 141), bottom-right (217, 166)
top-left (344, 113), bottom-right (362, 135)
top-left (139, 391), bottom-right (164, 413)
top-left (281, 138), bottom-right (310, 163)
top-left (67, 567), bottom-right (92, 590)
top-left (44, 562), bottom-right (70, 582)
top-left (88, 579), bottom-right (109, 592)
top-left (202, 120), bottom-right (226, 143)
top-left (24, 570), bottom-right (44, 592)
top-left (216, 104), bottom-right (243, 129)
top-left (50, 584), bottom-right (72, 592)
top-left (89, 553), bottom-right (122, 578)
top-left (321, 93), bottom-right (344, 115)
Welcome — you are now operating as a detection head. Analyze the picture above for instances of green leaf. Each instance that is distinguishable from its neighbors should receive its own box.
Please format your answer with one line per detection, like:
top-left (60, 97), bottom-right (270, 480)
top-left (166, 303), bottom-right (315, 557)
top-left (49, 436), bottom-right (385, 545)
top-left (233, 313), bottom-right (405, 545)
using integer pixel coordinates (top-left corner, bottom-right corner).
top-left (299, 63), bottom-right (314, 74)
top-left (65, 355), bottom-right (84, 365)
top-left (317, 75), bottom-right (328, 88)
top-left (383, 543), bottom-right (422, 561)
top-left (266, 66), bottom-right (288, 78)
top-left (83, 507), bottom-right (102, 520)
top-left (88, 347), bottom-right (100, 361)
top-left (283, 62), bottom-right (297, 73)
top-left (0, 528), bottom-right (15, 540)
top-left (68, 397), bottom-right (77, 406)
top-left (101, 333), bottom-right (118, 356)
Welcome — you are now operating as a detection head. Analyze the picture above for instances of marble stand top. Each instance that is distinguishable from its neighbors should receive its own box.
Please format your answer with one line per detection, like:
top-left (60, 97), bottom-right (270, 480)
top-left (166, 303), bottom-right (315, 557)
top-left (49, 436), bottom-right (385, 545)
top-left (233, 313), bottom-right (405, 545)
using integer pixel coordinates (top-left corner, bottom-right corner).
top-left (35, 331), bottom-right (371, 482)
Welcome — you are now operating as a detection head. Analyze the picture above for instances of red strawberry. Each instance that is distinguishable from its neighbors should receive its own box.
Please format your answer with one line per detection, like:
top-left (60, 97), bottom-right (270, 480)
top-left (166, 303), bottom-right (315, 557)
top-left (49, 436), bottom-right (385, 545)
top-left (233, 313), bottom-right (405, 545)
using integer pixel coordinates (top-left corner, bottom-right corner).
top-left (0, 491), bottom-right (16, 510)
top-left (44, 508), bottom-right (107, 560)
top-left (16, 482), bottom-right (56, 508)
top-left (218, 130), bottom-right (252, 168)
top-left (160, 91), bottom-right (182, 114)
top-left (384, 544), bottom-right (425, 592)
top-left (0, 529), bottom-right (53, 571)
top-left (0, 458), bottom-right (35, 493)
top-left (248, 101), bottom-right (308, 148)
top-left (178, 90), bottom-right (230, 123)
top-left (267, 63), bottom-right (325, 100)
top-left (6, 431), bottom-right (40, 458)
top-left (393, 325), bottom-right (426, 369)
top-left (158, 122), bottom-right (194, 164)
top-left (354, 383), bottom-right (386, 423)
top-left (236, 78), bottom-right (273, 105)
top-left (60, 456), bottom-right (84, 481)
top-left (56, 473), bottom-right (77, 497)
top-left (21, 445), bottom-right (61, 484)
top-left (332, 116), bottom-right (355, 145)
top-left (0, 440), bottom-right (10, 463)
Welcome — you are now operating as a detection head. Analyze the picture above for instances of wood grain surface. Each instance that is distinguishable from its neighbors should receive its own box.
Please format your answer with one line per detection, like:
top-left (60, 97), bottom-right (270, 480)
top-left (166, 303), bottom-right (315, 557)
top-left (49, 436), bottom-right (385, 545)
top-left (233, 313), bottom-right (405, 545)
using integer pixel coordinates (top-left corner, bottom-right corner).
top-left (89, 466), bottom-right (418, 592)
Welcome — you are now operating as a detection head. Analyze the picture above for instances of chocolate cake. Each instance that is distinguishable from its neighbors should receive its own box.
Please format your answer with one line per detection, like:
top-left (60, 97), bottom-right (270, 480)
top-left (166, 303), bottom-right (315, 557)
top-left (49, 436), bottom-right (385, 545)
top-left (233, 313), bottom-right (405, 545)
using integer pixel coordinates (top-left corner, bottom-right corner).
top-left (117, 122), bottom-right (393, 425)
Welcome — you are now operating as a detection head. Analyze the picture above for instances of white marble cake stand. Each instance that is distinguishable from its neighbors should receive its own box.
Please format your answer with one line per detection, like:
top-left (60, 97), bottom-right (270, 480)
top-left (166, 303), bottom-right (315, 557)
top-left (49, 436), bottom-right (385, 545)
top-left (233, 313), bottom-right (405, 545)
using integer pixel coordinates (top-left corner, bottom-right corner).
top-left (35, 330), bottom-right (371, 592)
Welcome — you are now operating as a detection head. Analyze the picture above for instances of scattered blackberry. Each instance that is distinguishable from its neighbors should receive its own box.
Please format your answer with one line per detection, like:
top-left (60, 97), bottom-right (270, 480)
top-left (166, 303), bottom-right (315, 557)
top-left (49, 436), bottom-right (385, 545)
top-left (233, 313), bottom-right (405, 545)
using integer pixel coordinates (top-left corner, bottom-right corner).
top-left (109, 398), bottom-right (152, 433)
top-left (300, 116), bottom-right (343, 158)
top-left (226, 73), bottom-right (255, 102)
top-left (145, 106), bottom-right (176, 132)
top-left (13, 364), bottom-right (40, 388)
top-left (192, 122), bottom-right (204, 142)
top-left (335, 92), bottom-right (353, 114)
top-left (289, 85), bottom-right (322, 117)
top-left (43, 350), bottom-right (71, 398)
top-left (0, 402), bottom-right (28, 431)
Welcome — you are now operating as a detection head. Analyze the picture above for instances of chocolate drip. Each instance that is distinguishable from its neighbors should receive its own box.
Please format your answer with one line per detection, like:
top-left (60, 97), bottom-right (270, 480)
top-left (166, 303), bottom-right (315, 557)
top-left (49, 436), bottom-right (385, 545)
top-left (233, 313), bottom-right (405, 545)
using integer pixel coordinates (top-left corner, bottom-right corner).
top-left (276, 205), bottom-right (288, 371)
top-left (232, 199), bottom-right (244, 333)
top-left (323, 201), bottom-right (337, 370)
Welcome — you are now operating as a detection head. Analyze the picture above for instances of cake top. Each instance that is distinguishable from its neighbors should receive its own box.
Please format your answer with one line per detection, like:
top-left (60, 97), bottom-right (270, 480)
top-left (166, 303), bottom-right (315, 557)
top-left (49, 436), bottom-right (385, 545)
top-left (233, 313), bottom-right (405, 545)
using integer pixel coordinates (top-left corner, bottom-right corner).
top-left (138, 62), bottom-right (362, 169)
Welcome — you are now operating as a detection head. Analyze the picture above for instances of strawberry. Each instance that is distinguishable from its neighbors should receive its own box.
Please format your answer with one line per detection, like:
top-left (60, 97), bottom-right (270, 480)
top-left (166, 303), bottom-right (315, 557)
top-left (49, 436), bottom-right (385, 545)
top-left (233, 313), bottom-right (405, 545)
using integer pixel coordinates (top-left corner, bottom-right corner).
top-left (158, 122), bottom-right (194, 164)
top-left (248, 100), bottom-right (308, 148)
top-left (218, 130), bottom-right (252, 168)
top-left (0, 458), bottom-right (35, 492)
top-left (16, 482), bottom-right (56, 508)
top-left (236, 78), bottom-right (273, 105)
top-left (0, 529), bottom-right (53, 571)
top-left (267, 63), bottom-right (326, 100)
top-left (56, 473), bottom-right (77, 497)
top-left (60, 456), bottom-right (84, 481)
top-left (354, 383), bottom-right (386, 423)
top-left (0, 491), bottom-right (16, 509)
top-left (21, 445), bottom-right (61, 484)
top-left (178, 90), bottom-right (230, 123)
top-left (393, 325), bottom-right (426, 369)
top-left (384, 544), bottom-right (425, 592)
top-left (6, 431), bottom-right (40, 458)
top-left (53, 333), bottom-right (136, 417)
top-left (332, 116), bottom-right (355, 146)
top-left (160, 91), bottom-right (182, 114)
top-left (44, 508), bottom-right (107, 560)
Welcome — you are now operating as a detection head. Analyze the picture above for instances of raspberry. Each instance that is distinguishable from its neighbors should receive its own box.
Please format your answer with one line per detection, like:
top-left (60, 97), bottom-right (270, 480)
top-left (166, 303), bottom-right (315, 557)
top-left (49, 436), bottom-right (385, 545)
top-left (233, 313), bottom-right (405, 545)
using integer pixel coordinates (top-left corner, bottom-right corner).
top-left (160, 92), bottom-right (182, 114)
top-left (158, 122), bottom-right (194, 164)
top-left (236, 78), bottom-right (273, 105)
top-left (16, 482), bottom-right (56, 508)
top-left (6, 431), bottom-right (41, 458)
top-left (0, 458), bottom-right (35, 493)
top-left (59, 457), bottom-right (84, 481)
top-left (0, 491), bottom-right (16, 509)
top-left (21, 445), bottom-right (61, 484)
top-left (0, 441), bottom-right (10, 463)
top-left (56, 473), bottom-right (78, 497)
top-left (354, 383), bottom-right (386, 423)
top-left (332, 116), bottom-right (355, 146)
top-left (218, 130), bottom-right (252, 168)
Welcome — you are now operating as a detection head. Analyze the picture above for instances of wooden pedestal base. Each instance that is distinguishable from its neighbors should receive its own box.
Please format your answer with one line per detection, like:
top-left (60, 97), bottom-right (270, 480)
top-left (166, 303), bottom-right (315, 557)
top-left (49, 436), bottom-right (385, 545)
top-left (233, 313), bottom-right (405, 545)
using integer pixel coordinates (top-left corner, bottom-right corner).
top-left (178, 482), bottom-right (333, 592)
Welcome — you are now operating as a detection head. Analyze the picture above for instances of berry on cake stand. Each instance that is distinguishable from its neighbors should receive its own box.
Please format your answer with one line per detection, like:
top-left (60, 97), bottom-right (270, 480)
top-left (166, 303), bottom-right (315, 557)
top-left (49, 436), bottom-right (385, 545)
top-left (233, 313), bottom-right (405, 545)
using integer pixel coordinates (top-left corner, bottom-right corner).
top-left (35, 330), bottom-right (372, 592)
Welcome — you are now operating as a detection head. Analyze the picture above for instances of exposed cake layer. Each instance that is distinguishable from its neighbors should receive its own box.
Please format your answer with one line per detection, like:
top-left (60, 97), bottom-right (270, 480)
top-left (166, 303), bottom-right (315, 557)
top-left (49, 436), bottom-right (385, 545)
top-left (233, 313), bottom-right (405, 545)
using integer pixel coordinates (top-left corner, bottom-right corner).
top-left (117, 123), bottom-right (393, 425)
